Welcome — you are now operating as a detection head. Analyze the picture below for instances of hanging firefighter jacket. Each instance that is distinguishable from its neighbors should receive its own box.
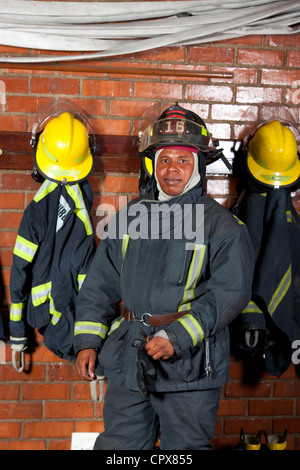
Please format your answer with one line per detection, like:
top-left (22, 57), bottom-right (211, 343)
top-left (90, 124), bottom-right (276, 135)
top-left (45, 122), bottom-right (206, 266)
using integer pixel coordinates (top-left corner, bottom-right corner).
top-left (231, 188), bottom-right (300, 376)
top-left (9, 179), bottom-right (96, 365)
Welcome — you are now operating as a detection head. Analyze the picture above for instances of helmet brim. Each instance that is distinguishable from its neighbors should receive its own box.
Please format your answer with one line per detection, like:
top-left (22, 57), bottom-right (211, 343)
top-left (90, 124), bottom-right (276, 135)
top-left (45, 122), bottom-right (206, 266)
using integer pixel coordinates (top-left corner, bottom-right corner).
top-left (246, 150), bottom-right (300, 189)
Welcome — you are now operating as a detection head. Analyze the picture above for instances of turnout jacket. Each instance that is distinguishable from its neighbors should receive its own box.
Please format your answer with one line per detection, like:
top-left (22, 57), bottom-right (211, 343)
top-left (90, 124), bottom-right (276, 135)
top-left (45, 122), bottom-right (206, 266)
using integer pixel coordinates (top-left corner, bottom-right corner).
top-left (9, 179), bottom-right (96, 361)
top-left (232, 189), bottom-right (300, 376)
top-left (75, 184), bottom-right (254, 392)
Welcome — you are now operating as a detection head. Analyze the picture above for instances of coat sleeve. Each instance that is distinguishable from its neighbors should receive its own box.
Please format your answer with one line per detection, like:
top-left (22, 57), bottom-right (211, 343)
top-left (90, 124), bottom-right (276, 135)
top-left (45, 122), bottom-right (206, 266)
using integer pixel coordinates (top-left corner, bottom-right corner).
top-left (74, 234), bottom-right (123, 354)
top-left (167, 224), bottom-right (255, 352)
top-left (9, 203), bottom-right (45, 343)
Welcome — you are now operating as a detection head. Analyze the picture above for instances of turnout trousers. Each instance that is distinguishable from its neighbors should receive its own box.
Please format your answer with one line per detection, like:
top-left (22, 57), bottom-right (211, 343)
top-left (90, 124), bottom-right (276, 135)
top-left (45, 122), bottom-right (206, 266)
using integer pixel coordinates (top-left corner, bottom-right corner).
top-left (93, 380), bottom-right (220, 450)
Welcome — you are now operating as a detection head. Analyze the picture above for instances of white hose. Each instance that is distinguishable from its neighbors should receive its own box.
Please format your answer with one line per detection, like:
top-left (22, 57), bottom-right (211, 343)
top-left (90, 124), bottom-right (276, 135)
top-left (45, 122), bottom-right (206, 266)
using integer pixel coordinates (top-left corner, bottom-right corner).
top-left (0, 0), bottom-right (298, 62)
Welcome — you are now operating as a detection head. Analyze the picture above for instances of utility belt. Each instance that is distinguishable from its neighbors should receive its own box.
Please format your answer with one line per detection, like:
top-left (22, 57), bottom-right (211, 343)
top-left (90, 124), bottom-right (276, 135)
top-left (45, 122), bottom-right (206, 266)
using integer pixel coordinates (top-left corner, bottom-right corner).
top-left (122, 307), bottom-right (189, 326)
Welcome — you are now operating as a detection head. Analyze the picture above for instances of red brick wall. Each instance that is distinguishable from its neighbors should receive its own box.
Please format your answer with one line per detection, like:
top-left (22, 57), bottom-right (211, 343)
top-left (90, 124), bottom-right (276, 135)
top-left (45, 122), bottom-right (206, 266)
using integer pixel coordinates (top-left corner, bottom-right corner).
top-left (0, 30), bottom-right (300, 450)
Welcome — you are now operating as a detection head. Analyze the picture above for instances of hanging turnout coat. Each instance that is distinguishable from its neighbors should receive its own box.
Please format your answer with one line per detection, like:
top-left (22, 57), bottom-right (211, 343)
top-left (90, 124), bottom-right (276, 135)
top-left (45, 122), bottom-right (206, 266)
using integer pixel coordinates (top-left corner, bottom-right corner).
top-left (74, 183), bottom-right (254, 392)
top-left (9, 179), bottom-right (96, 361)
top-left (232, 189), bottom-right (300, 376)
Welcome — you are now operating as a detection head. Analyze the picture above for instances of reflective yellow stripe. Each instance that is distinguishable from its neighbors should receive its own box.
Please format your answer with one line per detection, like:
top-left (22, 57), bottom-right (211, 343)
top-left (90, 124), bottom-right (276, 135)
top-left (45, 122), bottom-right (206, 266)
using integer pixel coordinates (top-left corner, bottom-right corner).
top-left (10, 302), bottom-right (26, 321)
top-left (233, 214), bottom-right (244, 225)
top-left (74, 321), bottom-right (108, 339)
top-left (74, 148), bottom-right (89, 164)
top-left (121, 234), bottom-right (130, 259)
top-left (31, 282), bottom-right (52, 306)
top-left (177, 313), bottom-right (204, 346)
top-left (108, 317), bottom-right (125, 336)
top-left (34, 180), bottom-right (58, 203)
top-left (286, 210), bottom-right (292, 223)
top-left (13, 235), bottom-right (38, 263)
top-left (50, 168), bottom-right (81, 177)
top-left (268, 264), bottom-right (291, 316)
top-left (77, 274), bottom-right (86, 291)
top-left (201, 126), bottom-right (208, 136)
top-left (242, 300), bottom-right (263, 314)
top-left (31, 285), bottom-right (62, 325)
top-left (178, 244), bottom-right (206, 311)
top-left (121, 234), bottom-right (130, 273)
top-left (66, 184), bottom-right (93, 236)
top-left (42, 135), bottom-right (58, 162)
top-left (49, 294), bottom-right (62, 325)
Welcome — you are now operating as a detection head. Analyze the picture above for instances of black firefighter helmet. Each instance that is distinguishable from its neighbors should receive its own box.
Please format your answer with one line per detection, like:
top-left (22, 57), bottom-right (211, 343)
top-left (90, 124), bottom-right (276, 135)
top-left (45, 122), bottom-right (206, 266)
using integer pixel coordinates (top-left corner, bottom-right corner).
top-left (138, 103), bottom-right (223, 194)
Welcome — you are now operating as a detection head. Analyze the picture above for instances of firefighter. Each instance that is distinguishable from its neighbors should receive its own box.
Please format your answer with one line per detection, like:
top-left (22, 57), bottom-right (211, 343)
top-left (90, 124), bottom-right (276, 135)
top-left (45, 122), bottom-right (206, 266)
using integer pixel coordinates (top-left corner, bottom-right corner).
top-left (9, 107), bottom-right (96, 371)
top-left (231, 119), bottom-right (300, 377)
top-left (75, 104), bottom-right (254, 450)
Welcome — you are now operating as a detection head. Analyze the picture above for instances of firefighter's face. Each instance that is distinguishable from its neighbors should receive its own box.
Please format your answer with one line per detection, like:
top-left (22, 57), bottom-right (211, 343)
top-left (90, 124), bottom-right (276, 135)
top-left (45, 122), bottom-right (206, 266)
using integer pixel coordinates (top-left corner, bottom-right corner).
top-left (155, 148), bottom-right (195, 196)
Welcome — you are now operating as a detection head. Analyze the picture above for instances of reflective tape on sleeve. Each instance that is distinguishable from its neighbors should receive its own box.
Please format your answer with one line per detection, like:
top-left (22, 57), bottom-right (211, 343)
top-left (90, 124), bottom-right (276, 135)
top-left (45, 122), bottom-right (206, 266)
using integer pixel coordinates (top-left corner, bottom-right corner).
top-left (13, 235), bottom-right (38, 263)
top-left (10, 302), bottom-right (26, 321)
top-left (242, 300), bottom-right (263, 314)
top-left (108, 317), bottom-right (125, 336)
top-left (74, 321), bottom-right (108, 339)
top-left (177, 313), bottom-right (204, 347)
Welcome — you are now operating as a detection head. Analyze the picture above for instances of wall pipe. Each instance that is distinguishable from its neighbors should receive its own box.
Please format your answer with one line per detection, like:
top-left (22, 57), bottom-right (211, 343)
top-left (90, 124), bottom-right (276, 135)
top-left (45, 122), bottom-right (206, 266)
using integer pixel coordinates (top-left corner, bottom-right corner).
top-left (0, 62), bottom-right (233, 79)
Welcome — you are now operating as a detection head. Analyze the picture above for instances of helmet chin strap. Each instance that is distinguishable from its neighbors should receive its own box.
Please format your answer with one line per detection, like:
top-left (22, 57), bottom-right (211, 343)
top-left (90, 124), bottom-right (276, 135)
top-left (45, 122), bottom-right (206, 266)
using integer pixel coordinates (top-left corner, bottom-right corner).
top-left (154, 148), bottom-right (200, 202)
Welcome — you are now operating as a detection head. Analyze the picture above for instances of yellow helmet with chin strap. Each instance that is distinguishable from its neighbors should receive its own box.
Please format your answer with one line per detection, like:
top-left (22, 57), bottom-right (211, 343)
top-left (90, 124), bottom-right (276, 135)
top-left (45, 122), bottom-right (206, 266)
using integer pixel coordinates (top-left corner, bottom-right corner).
top-left (246, 120), bottom-right (300, 189)
top-left (34, 111), bottom-right (94, 184)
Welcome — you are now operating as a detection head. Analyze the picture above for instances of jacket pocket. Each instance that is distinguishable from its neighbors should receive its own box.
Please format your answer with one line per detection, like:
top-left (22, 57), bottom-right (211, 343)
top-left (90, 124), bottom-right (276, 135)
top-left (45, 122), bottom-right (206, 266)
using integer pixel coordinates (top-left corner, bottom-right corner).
top-left (43, 303), bottom-right (75, 360)
top-left (30, 282), bottom-right (53, 329)
top-left (176, 346), bottom-right (205, 382)
top-left (176, 339), bottom-right (215, 382)
top-left (29, 300), bottom-right (51, 330)
top-left (98, 317), bottom-right (131, 381)
top-left (164, 241), bottom-right (190, 285)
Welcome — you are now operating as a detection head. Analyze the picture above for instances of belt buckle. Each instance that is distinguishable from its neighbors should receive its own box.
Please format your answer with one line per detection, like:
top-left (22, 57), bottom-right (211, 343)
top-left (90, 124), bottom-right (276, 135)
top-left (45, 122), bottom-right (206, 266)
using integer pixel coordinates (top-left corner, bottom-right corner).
top-left (141, 312), bottom-right (152, 326)
top-left (131, 311), bottom-right (152, 326)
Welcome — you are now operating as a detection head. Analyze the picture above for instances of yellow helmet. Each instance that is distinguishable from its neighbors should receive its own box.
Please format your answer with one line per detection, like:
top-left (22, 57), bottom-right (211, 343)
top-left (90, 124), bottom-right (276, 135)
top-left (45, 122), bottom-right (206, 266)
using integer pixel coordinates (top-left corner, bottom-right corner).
top-left (246, 120), bottom-right (300, 189)
top-left (35, 112), bottom-right (93, 184)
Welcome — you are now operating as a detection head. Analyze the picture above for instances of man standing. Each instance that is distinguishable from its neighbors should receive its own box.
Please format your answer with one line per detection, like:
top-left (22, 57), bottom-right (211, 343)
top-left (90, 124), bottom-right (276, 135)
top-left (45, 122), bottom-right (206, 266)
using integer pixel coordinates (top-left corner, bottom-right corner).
top-left (75, 104), bottom-right (254, 450)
